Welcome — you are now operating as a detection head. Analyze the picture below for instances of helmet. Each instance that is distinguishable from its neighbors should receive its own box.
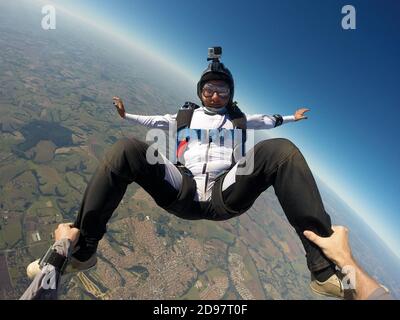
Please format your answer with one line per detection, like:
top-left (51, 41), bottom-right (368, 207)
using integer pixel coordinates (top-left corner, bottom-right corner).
top-left (197, 47), bottom-right (234, 105)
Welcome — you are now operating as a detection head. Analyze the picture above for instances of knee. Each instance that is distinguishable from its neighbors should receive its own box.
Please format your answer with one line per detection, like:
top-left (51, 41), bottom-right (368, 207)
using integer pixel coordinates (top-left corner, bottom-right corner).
top-left (256, 138), bottom-right (299, 157)
top-left (274, 138), bottom-right (299, 154)
top-left (108, 137), bottom-right (145, 157)
top-left (103, 137), bottom-right (146, 169)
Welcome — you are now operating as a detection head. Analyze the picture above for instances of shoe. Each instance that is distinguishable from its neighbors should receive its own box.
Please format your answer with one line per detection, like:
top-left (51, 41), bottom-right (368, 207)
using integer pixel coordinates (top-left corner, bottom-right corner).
top-left (310, 273), bottom-right (350, 299)
top-left (65, 253), bottom-right (97, 274)
top-left (26, 254), bottom-right (97, 280)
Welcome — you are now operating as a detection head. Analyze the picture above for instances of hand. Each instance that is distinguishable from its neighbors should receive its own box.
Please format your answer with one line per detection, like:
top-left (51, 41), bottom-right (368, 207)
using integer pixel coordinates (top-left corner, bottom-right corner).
top-left (294, 108), bottom-right (310, 121)
top-left (113, 96), bottom-right (126, 119)
top-left (54, 223), bottom-right (80, 247)
top-left (303, 225), bottom-right (354, 268)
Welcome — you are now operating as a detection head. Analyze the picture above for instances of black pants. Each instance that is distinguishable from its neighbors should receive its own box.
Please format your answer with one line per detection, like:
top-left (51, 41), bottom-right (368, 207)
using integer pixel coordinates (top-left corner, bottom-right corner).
top-left (74, 137), bottom-right (334, 272)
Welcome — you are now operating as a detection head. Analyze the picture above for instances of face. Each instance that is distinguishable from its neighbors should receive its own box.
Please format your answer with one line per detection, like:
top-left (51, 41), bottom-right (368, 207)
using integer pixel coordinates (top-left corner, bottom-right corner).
top-left (201, 80), bottom-right (230, 108)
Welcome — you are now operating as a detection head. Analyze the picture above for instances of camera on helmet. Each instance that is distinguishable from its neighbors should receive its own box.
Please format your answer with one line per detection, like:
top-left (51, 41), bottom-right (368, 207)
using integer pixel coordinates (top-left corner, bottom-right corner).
top-left (208, 47), bottom-right (222, 61)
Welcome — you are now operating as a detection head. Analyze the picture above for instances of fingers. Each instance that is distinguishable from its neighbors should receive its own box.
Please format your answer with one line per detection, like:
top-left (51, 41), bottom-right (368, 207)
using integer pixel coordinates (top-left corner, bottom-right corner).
top-left (69, 228), bottom-right (80, 247)
top-left (303, 230), bottom-right (324, 246)
top-left (58, 222), bottom-right (73, 228)
top-left (71, 228), bottom-right (80, 237)
top-left (56, 223), bottom-right (79, 234)
top-left (55, 223), bottom-right (80, 244)
top-left (296, 108), bottom-right (310, 115)
top-left (295, 108), bottom-right (310, 121)
top-left (332, 225), bottom-right (349, 234)
top-left (112, 97), bottom-right (121, 106)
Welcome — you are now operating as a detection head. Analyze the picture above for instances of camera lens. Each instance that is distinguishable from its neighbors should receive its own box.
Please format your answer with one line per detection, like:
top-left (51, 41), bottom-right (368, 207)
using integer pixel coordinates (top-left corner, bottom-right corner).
top-left (213, 47), bottom-right (222, 55)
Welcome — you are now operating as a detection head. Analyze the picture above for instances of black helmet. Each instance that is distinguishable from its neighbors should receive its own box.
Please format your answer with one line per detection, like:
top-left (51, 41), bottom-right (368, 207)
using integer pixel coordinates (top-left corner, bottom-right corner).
top-left (197, 47), bottom-right (234, 104)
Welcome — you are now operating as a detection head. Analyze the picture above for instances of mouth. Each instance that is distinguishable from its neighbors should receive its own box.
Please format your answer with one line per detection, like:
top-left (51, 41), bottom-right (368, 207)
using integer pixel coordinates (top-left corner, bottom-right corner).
top-left (210, 101), bottom-right (225, 107)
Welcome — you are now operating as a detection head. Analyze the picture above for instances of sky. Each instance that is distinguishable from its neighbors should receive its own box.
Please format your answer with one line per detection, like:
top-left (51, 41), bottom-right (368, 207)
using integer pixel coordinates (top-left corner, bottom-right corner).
top-left (28, 0), bottom-right (400, 257)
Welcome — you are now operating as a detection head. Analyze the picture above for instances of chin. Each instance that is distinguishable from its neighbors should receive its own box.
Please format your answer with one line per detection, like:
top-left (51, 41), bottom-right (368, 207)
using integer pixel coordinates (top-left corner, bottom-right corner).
top-left (208, 104), bottom-right (225, 108)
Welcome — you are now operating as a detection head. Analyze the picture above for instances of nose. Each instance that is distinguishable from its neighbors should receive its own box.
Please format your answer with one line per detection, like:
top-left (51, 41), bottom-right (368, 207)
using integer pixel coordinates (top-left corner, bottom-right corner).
top-left (211, 92), bottom-right (220, 100)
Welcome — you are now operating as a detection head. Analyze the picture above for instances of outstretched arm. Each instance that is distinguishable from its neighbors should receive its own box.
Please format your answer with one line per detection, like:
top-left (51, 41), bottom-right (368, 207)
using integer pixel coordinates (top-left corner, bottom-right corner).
top-left (112, 96), bottom-right (176, 129)
top-left (246, 108), bottom-right (310, 130)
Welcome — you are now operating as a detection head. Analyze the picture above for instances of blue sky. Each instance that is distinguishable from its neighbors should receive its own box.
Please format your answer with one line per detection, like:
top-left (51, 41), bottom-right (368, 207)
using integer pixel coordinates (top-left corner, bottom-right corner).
top-left (35, 0), bottom-right (400, 257)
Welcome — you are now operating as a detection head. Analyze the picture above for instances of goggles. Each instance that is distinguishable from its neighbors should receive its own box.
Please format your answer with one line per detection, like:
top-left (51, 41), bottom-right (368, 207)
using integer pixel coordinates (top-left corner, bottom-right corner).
top-left (202, 83), bottom-right (230, 98)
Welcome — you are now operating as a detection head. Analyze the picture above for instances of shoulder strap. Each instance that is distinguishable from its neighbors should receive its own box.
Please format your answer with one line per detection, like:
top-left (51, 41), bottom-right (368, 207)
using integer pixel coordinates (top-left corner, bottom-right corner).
top-left (176, 101), bottom-right (200, 130)
top-left (227, 101), bottom-right (247, 130)
top-left (227, 102), bottom-right (247, 167)
top-left (175, 102), bottom-right (200, 166)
